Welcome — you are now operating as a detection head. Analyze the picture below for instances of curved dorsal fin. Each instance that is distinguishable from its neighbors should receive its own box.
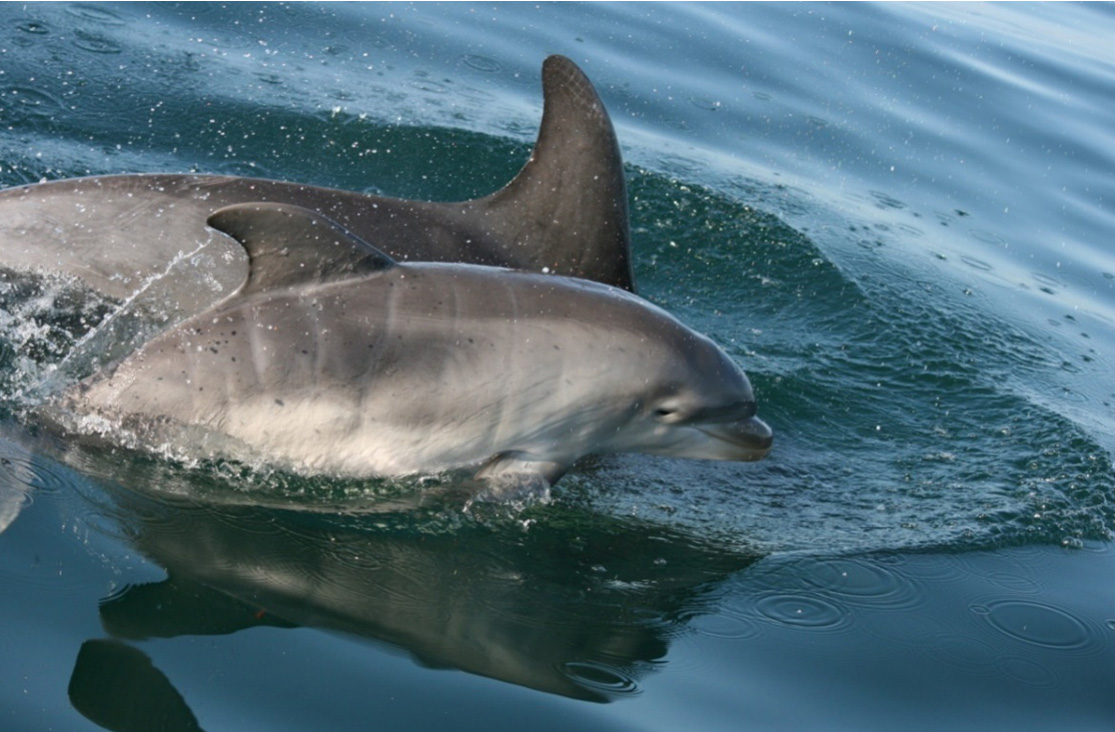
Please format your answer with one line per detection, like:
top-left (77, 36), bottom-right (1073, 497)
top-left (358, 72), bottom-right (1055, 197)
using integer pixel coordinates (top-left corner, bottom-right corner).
top-left (206, 202), bottom-right (395, 295)
top-left (470, 55), bottom-right (634, 292)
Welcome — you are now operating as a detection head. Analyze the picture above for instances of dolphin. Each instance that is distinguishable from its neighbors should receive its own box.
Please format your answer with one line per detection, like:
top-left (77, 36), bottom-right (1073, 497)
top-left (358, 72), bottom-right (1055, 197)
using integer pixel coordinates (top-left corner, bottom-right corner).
top-left (49, 202), bottom-right (771, 485)
top-left (0, 55), bottom-right (632, 341)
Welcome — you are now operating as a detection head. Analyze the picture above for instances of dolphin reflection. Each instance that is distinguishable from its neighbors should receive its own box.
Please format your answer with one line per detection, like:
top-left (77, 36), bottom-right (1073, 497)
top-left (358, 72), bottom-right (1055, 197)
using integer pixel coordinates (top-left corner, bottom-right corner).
top-left (67, 485), bottom-right (757, 728)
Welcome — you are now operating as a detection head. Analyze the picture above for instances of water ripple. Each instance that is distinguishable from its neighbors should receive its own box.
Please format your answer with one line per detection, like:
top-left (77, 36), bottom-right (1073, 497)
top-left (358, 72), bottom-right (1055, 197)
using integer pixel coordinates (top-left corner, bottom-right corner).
top-left (996, 655), bottom-right (1063, 689)
top-left (909, 623), bottom-right (1004, 677)
top-left (460, 54), bottom-right (501, 73)
top-left (65, 4), bottom-right (126, 25)
top-left (983, 571), bottom-right (1043, 595)
top-left (754, 592), bottom-right (851, 631)
top-left (409, 78), bottom-right (450, 95)
top-left (960, 254), bottom-right (994, 272)
top-left (562, 660), bottom-right (641, 696)
top-left (14, 18), bottom-right (50, 35)
top-left (796, 555), bottom-right (925, 609)
top-left (0, 86), bottom-right (65, 120)
top-left (1, 451), bottom-right (70, 496)
top-left (72, 30), bottom-right (123, 54)
top-left (973, 599), bottom-right (1103, 655)
top-left (688, 612), bottom-right (763, 640)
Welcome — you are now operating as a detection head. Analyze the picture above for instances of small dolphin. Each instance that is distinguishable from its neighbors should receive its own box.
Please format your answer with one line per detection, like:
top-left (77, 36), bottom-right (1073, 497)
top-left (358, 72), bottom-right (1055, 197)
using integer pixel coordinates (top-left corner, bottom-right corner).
top-left (0, 55), bottom-right (632, 336)
top-left (52, 203), bottom-right (771, 485)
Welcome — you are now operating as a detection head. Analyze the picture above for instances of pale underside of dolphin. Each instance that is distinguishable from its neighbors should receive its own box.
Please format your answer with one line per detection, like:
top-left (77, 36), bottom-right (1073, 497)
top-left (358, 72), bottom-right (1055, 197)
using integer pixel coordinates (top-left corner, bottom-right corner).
top-left (50, 203), bottom-right (771, 485)
top-left (0, 55), bottom-right (632, 335)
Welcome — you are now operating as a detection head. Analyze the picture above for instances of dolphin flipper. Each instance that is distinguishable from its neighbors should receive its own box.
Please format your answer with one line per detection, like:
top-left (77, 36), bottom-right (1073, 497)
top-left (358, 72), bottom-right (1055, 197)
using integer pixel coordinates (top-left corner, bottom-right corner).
top-left (475, 452), bottom-right (569, 487)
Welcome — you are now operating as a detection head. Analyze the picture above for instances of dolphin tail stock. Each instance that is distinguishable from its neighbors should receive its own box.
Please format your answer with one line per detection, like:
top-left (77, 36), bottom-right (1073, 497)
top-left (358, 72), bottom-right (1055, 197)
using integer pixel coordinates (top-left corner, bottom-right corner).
top-left (461, 55), bottom-right (635, 292)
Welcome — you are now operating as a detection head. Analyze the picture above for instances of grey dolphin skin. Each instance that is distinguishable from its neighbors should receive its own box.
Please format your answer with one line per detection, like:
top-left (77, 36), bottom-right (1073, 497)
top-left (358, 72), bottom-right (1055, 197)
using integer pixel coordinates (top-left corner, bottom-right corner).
top-left (0, 56), bottom-right (631, 333)
top-left (53, 203), bottom-right (771, 485)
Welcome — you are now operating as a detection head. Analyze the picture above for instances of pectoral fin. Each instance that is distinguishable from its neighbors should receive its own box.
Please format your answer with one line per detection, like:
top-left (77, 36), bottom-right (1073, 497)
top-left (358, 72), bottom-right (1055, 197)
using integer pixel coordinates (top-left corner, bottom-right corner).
top-left (473, 452), bottom-right (569, 500)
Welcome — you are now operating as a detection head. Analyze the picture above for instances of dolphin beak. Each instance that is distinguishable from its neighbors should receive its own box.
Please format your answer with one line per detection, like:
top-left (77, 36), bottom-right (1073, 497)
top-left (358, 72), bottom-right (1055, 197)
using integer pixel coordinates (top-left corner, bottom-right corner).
top-left (695, 415), bottom-right (773, 461)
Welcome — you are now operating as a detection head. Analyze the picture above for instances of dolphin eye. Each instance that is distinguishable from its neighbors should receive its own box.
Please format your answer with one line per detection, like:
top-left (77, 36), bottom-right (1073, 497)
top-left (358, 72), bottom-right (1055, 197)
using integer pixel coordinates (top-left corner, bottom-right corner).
top-left (653, 405), bottom-right (683, 422)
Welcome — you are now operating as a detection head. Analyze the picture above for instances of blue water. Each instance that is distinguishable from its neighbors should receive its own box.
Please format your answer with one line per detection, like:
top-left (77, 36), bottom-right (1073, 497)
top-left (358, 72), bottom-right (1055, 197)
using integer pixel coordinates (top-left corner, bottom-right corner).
top-left (2, 2), bottom-right (1115, 730)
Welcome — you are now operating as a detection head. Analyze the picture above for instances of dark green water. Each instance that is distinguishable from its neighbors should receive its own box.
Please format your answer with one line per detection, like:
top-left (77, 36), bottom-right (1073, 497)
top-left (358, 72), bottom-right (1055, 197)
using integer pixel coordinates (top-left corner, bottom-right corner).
top-left (2, 3), bottom-right (1114, 730)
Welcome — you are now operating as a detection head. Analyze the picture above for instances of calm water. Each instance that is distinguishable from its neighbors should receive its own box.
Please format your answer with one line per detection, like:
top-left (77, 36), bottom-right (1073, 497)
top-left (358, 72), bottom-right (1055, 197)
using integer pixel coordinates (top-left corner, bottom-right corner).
top-left (3, 2), bottom-right (1115, 730)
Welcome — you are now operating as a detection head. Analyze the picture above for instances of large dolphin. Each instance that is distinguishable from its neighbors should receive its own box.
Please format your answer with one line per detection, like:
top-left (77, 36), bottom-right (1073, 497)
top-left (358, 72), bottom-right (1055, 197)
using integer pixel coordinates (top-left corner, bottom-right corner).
top-left (48, 203), bottom-right (771, 485)
top-left (0, 55), bottom-right (632, 339)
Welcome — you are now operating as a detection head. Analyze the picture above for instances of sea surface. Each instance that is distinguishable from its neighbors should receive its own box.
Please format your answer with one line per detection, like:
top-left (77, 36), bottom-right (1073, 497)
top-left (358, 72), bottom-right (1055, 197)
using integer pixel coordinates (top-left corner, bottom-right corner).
top-left (2, 3), bottom-right (1115, 730)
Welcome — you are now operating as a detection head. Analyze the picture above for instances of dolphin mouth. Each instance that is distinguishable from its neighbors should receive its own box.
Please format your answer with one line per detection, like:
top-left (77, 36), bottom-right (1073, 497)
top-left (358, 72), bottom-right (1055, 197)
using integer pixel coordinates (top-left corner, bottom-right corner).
top-left (696, 416), bottom-right (773, 461)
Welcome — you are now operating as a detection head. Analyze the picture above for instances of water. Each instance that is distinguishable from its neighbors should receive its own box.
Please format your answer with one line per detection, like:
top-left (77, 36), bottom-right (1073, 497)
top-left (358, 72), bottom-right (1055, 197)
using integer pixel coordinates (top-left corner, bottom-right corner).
top-left (3, 2), bottom-right (1115, 730)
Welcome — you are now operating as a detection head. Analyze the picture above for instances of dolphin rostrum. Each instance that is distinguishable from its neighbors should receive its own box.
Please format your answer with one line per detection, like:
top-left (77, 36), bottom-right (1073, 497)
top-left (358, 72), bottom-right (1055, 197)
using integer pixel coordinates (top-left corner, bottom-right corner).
top-left (0, 55), bottom-right (632, 341)
top-left (49, 203), bottom-right (771, 485)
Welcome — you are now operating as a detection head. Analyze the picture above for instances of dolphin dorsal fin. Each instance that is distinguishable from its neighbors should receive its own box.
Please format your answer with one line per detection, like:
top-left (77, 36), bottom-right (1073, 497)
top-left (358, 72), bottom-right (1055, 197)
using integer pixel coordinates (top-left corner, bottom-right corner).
top-left (207, 202), bottom-right (395, 295)
top-left (469, 55), bottom-right (634, 292)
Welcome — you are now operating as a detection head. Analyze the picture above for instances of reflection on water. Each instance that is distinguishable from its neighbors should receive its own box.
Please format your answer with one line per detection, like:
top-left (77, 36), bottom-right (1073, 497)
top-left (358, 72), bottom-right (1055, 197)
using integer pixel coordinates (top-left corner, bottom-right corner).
top-left (46, 449), bottom-right (759, 729)
top-left (69, 639), bottom-right (202, 732)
